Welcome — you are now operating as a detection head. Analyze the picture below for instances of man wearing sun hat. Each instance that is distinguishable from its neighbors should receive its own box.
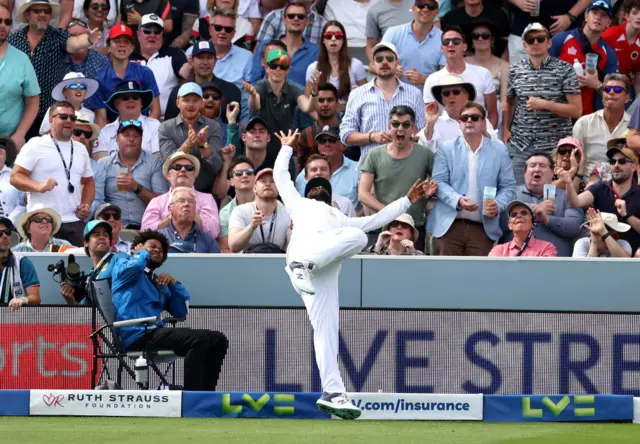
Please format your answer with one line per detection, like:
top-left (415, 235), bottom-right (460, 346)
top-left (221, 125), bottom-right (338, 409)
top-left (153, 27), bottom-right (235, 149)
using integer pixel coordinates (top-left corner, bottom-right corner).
top-left (141, 151), bottom-right (220, 239)
top-left (39, 72), bottom-right (98, 135)
top-left (72, 113), bottom-right (105, 220)
top-left (573, 209), bottom-right (633, 257)
top-left (9, 0), bottom-right (101, 139)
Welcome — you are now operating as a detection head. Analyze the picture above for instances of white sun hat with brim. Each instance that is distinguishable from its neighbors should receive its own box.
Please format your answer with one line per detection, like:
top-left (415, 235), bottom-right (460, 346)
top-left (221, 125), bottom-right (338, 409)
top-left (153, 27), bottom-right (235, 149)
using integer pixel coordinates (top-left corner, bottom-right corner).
top-left (600, 212), bottom-right (631, 233)
top-left (431, 73), bottom-right (477, 106)
top-left (17, 0), bottom-right (61, 23)
top-left (384, 213), bottom-right (419, 242)
top-left (17, 204), bottom-right (62, 240)
top-left (52, 72), bottom-right (99, 102)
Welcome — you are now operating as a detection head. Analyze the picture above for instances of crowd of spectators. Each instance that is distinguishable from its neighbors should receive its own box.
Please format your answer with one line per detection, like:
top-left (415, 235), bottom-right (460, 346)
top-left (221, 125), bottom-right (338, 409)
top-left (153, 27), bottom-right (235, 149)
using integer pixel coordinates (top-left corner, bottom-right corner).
top-left (1, 0), bottom-right (640, 286)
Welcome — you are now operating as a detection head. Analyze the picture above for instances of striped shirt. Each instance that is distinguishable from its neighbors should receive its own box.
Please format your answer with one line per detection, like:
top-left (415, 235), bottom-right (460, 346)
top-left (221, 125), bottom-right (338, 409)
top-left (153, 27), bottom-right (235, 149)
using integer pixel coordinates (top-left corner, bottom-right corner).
top-left (340, 79), bottom-right (426, 160)
top-left (506, 56), bottom-right (580, 154)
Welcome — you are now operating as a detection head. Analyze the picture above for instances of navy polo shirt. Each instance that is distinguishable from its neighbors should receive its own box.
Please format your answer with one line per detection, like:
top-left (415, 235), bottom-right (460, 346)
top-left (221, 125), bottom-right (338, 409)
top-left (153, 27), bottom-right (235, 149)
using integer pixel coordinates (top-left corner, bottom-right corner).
top-left (89, 61), bottom-right (160, 122)
top-left (587, 180), bottom-right (640, 251)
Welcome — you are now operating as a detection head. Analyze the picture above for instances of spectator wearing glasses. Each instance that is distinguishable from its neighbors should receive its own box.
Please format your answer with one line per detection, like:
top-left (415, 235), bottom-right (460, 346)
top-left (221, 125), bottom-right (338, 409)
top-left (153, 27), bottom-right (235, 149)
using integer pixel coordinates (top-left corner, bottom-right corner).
top-left (603, 0), bottom-right (640, 90)
top-left (95, 203), bottom-right (131, 253)
top-left (217, 156), bottom-right (256, 253)
top-left (71, 114), bottom-right (105, 220)
top-left (93, 80), bottom-right (160, 160)
top-left (251, 2), bottom-right (319, 88)
top-left (89, 24), bottom-right (161, 126)
top-left (381, 0), bottom-right (444, 90)
top-left (189, 0), bottom-right (256, 53)
top-left (0, 138), bottom-right (26, 225)
top-left (9, 0), bottom-right (73, 32)
top-left (504, 23), bottom-right (582, 185)
top-left (365, 0), bottom-right (415, 68)
top-left (574, 73), bottom-right (631, 183)
top-left (81, 0), bottom-right (113, 50)
top-left (307, 21), bottom-right (366, 105)
top-left (9, 0), bottom-right (100, 140)
top-left (118, 0), bottom-right (172, 35)
top-left (0, 5), bottom-right (40, 151)
top-left (561, 142), bottom-right (640, 253)
top-left (0, 216), bottom-right (40, 311)
top-left (430, 102), bottom-right (516, 256)
top-left (256, 0), bottom-right (326, 45)
top-left (573, 208), bottom-right (633, 257)
top-left (164, 40), bottom-right (241, 122)
top-left (423, 26), bottom-right (498, 129)
top-left (200, 83), bottom-right (231, 145)
top-left (131, 14), bottom-right (189, 119)
top-left (552, 137), bottom-right (587, 194)
top-left (442, 1), bottom-right (509, 56)
top-left (359, 106), bottom-right (436, 250)
top-left (489, 200), bottom-right (557, 257)
top-left (340, 42), bottom-right (425, 161)
top-left (323, 0), bottom-right (373, 57)
top-left (64, 18), bottom-right (109, 79)
top-left (368, 213), bottom-right (424, 255)
top-left (142, 152), bottom-right (220, 239)
top-left (40, 72), bottom-right (98, 135)
top-left (11, 101), bottom-right (95, 246)
top-left (550, 0), bottom-right (618, 117)
top-left (98, 119), bottom-right (168, 229)
top-left (13, 205), bottom-right (72, 252)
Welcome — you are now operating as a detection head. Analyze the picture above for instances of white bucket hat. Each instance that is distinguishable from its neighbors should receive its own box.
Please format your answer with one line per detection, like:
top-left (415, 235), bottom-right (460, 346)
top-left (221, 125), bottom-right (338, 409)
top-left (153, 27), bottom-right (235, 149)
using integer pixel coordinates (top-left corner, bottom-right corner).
top-left (384, 213), bottom-right (419, 242)
top-left (52, 72), bottom-right (99, 101)
top-left (17, 204), bottom-right (62, 240)
top-left (600, 212), bottom-right (631, 233)
top-left (17, 0), bottom-right (61, 23)
top-left (431, 73), bottom-right (477, 106)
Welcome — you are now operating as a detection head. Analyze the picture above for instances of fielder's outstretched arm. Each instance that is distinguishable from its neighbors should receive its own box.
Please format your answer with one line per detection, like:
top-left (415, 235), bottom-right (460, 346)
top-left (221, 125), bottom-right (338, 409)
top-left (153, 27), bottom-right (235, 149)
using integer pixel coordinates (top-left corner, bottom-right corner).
top-left (273, 143), bottom-right (303, 208)
top-left (344, 196), bottom-right (411, 233)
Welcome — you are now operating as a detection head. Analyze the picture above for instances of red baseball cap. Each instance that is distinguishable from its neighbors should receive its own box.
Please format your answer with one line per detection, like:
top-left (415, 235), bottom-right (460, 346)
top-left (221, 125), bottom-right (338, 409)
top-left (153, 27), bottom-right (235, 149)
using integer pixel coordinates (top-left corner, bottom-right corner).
top-left (107, 24), bottom-right (134, 42)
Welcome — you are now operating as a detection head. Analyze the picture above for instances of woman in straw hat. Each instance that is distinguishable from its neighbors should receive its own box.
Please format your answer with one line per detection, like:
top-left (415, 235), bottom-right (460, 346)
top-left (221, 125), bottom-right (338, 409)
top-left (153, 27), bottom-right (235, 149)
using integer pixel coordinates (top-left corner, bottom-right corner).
top-left (13, 205), bottom-right (72, 252)
top-left (369, 213), bottom-right (424, 255)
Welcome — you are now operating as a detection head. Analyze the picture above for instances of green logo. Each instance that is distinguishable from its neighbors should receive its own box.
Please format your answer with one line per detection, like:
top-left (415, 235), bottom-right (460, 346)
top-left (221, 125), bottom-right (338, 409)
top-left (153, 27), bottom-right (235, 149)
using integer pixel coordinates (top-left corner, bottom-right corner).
top-left (222, 393), bottom-right (295, 415)
top-left (522, 396), bottom-right (595, 418)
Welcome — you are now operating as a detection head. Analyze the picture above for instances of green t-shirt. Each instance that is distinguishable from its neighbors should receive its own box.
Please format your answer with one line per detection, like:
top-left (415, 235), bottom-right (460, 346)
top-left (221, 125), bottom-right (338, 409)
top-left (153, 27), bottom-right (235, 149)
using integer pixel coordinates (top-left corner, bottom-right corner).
top-left (218, 197), bottom-right (239, 238)
top-left (0, 45), bottom-right (40, 136)
top-left (360, 143), bottom-right (434, 226)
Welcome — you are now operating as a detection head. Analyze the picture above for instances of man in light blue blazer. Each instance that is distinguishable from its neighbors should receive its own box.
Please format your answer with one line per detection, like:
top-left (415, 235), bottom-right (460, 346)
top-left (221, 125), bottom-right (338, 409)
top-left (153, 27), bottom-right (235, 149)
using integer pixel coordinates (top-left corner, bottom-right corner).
top-left (429, 102), bottom-right (516, 255)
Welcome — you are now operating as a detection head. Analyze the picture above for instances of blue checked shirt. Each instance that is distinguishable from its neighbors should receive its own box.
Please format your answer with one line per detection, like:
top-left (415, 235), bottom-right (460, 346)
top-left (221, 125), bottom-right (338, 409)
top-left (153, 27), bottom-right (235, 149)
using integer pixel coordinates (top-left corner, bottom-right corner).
top-left (256, 5), bottom-right (327, 45)
top-left (340, 79), bottom-right (426, 160)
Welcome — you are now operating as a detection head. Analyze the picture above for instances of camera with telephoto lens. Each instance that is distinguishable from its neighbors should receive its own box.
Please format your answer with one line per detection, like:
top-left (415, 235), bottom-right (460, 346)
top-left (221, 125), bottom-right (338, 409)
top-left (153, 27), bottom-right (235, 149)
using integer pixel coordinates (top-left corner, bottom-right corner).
top-left (48, 254), bottom-right (86, 292)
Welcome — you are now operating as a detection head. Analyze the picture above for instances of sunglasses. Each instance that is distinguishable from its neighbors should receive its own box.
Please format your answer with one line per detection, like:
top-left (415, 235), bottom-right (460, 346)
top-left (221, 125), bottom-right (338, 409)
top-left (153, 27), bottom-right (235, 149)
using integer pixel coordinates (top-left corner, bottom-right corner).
top-left (213, 24), bottom-right (235, 33)
top-left (525, 35), bottom-right (548, 44)
top-left (472, 32), bottom-right (492, 40)
top-left (121, 119), bottom-right (142, 129)
top-left (68, 19), bottom-right (87, 28)
top-left (118, 94), bottom-right (141, 102)
top-left (0, 228), bottom-right (11, 237)
top-left (556, 146), bottom-right (575, 156)
top-left (509, 210), bottom-right (530, 219)
top-left (286, 13), bottom-right (306, 20)
top-left (317, 137), bottom-right (338, 144)
top-left (460, 114), bottom-right (482, 122)
top-left (323, 31), bottom-right (344, 40)
top-left (0, 18), bottom-right (12, 26)
top-left (233, 168), bottom-right (255, 177)
top-left (141, 27), bottom-right (163, 35)
top-left (442, 88), bottom-right (462, 97)
top-left (391, 120), bottom-right (412, 129)
top-left (100, 212), bottom-right (121, 221)
top-left (267, 61), bottom-right (290, 70)
top-left (375, 55), bottom-right (396, 63)
top-left (89, 3), bottom-right (110, 10)
top-left (65, 83), bottom-right (87, 90)
top-left (169, 164), bottom-right (196, 172)
top-left (203, 93), bottom-right (221, 100)
top-left (415, 2), bottom-right (438, 10)
top-left (53, 113), bottom-right (78, 121)
top-left (318, 97), bottom-right (335, 103)
top-left (608, 158), bottom-right (632, 165)
top-left (73, 128), bottom-right (92, 138)
top-left (442, 37), bottom-right (463, 46)
top-left (30, 7), bottom-right (52, 14)
top-left (603, 85), bottom-right (627, 94)
top-left (30, 216), bottom-right (53, 224)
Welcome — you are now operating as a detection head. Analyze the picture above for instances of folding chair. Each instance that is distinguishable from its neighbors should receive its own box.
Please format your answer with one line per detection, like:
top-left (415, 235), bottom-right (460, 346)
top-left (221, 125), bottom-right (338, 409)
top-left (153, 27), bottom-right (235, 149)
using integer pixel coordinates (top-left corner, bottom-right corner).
top-left (88, 277), bottom-right (183, 390)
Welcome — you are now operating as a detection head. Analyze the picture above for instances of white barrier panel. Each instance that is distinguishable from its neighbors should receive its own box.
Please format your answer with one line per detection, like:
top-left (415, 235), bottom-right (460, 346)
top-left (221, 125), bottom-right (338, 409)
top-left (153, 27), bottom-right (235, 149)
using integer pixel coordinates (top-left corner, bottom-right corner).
top-left (346, 393), bottom-right (483, 420)
top-left (634, 398), bottom-right (640, 424)
top-left (30, 390), bottom-right (182, 417)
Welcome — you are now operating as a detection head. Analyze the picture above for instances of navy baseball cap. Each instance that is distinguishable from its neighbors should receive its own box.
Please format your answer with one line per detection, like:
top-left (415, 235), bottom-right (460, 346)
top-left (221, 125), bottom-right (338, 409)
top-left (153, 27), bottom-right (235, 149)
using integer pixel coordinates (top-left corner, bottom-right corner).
top-left (587, 0), bottom-right (612, 16)
top-left (192, 40), bottom-right (216, 57)
top-left (245, 117), bottom-right (268, 132)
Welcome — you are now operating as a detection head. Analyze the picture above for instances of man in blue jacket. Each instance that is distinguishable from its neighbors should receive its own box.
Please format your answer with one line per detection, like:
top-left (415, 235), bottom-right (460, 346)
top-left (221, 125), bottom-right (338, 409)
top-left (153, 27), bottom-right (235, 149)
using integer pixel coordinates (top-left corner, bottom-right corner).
top-left (111, 230), bottom-right (228, 391)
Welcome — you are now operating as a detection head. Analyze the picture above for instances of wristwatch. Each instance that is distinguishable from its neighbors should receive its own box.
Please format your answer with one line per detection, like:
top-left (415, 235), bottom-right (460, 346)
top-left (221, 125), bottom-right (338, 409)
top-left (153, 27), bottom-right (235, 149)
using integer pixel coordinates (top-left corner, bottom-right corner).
top-left (134, 184), bottom-right (143, 195)
top-left (601, 232), bottom-right (611, 242)
top-left (566, 12), bottom-right (577, 23)
top-left (202, 142), bottom-right (210, 150)
top-left (621, 213), bottom-right (631, 222)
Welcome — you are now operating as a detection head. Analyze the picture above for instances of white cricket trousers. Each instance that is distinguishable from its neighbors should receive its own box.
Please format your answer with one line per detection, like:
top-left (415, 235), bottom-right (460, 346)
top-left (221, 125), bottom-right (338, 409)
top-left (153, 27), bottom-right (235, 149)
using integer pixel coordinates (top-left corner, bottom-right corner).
top-left (287, 227), bottom-right (368, 394)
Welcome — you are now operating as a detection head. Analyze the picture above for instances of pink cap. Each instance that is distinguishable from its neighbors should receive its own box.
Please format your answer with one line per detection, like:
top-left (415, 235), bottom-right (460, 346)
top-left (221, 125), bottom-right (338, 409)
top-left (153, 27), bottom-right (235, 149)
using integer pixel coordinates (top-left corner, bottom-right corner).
top-left (557, 137), bottom-right (583, 151)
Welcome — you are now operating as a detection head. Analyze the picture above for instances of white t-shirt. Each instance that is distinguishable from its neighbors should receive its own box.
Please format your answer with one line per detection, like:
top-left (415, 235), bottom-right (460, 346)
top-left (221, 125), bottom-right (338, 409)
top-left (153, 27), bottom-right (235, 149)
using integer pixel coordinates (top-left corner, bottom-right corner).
top-left (15, 135), bottom-right (93, 223)
top-left (324, 0), bottom-right (372, 48)
top-left (423, 63), bottom-right (496, 108)
top-left (229, 200), bottom-right (291, 251)
top-left (333, 194), bottom-right (356, 217)
top-left (417, 110), bottom-right (500, 152)
top-left (305, 59), bottom-right (367, 100)
top-left (238, 0), bottom-right (261, 19)
top-left (572, 237), bottom-right (633, 257)
top-left (94, 115), bottom-right (161, 156)
top-left (39, 107), bottom-right (95, 135)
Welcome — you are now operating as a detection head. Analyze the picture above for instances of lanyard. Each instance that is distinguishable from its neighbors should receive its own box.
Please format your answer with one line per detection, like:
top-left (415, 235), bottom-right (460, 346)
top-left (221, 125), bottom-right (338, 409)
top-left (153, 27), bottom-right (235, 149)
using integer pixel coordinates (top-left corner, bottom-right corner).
top-left (259, 208), bottom-right (276, 244)
top-left (516, 230), bottom-right (534, 257)
top-left (51, 137), bottom-right (75, 193)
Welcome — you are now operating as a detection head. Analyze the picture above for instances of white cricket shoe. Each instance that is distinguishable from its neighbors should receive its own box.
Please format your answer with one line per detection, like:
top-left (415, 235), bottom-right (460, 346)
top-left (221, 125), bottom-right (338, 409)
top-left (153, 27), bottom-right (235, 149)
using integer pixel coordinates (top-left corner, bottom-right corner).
top-left (288, 261), bottom-right (316, 295)
top-left (316, 392), bottom-right (361, 420)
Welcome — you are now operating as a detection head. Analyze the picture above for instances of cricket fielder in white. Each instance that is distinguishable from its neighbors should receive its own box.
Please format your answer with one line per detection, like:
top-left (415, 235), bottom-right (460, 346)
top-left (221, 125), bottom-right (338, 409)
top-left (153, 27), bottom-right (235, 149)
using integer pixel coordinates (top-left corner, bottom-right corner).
top-left (273, 130), bottom-right (437, 419)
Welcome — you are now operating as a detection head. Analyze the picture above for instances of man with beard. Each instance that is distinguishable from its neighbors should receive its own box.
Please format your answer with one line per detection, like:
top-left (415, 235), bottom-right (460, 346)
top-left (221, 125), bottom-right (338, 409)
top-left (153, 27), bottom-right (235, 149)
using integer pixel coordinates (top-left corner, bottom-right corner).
top-left (562, 142), bottom-right (640, 253)
top-left (0, 216), bottom-right (40, 311)
top-left (8, 0), bottom-right (100, 139)
top-left (0, 5), bottom-right (40, 150)
top-left (272, 128), bottom-right (431, 419)
top-left (112, 230), bottom-right (228, 391)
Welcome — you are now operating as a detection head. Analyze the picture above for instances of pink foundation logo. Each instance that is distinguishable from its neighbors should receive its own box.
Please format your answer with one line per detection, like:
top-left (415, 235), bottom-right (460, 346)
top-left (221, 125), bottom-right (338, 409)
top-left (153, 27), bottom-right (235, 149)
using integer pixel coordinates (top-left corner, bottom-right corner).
top-left (43, 394), bottom-right (64, 407)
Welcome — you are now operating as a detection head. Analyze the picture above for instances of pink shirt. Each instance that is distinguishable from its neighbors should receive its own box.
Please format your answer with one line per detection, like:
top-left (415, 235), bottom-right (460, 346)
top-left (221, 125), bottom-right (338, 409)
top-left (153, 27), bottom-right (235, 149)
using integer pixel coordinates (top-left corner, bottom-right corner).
top-left (141, 188), bottom-right (220, 238)
top-left (489, 235), bottom-right (557, 257)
